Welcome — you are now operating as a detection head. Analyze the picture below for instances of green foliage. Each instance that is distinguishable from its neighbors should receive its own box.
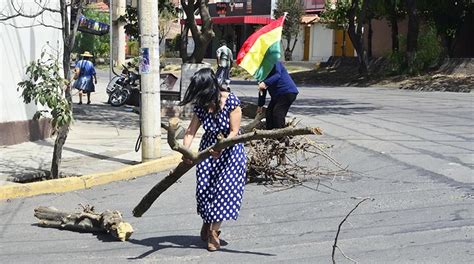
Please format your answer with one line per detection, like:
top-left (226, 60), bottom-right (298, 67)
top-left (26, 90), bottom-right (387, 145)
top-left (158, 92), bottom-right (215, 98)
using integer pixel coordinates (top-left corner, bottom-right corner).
top-left (119, 6), bottom-right (139, 39)
top-left (416, 0), bottom-right (473, 56)
top-left (273, 0), bottom-right (305, 43)
top-left (230, 66), bottom-right (253, 80)
top-left (159, 7), bottom-right (178, 43)
top-left (412, 23), bottom-right (443, 71)
top-left (320, 0), bottom-right (352, 29)
top-left (127, 40), bottom-right (139, 56)
top-left (170, 33), bottom-right (181, 51)
top-left (73, 7), bottom-right (110, 57)
top-left (165, 33), bottom-right (181, 57)
top-left (387, 50), bottom-right (405, 74)
top-left (119, 0), bottom-right (177, 40)
top-left (387, 23), bottom-right (443, 74)
top-left (17, 52), bottom-right (73, 131)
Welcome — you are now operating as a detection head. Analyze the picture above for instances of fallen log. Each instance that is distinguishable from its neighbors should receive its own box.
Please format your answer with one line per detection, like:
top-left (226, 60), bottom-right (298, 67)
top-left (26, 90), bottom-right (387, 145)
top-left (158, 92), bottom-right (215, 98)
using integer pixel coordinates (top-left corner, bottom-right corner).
top-left (132, 117), bottom-right (322, 217)
top-left (34, 206), bottom-right (133, 241)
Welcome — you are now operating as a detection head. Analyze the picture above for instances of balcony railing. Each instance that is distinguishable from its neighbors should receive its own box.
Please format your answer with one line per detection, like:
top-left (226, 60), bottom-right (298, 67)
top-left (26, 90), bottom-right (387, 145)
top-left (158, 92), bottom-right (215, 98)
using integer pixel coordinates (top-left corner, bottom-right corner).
top-left (302, 0), bottom-right (325, 11)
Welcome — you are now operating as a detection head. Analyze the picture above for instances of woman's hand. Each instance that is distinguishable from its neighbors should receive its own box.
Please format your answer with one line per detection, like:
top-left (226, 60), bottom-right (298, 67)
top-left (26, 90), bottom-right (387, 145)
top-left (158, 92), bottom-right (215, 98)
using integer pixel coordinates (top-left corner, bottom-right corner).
top-left (209, 148), bottom-right (222, 159)
top-left (182, 156), bottom-right (194, 165)
top-left (258, 82), bottom-right (267, 90)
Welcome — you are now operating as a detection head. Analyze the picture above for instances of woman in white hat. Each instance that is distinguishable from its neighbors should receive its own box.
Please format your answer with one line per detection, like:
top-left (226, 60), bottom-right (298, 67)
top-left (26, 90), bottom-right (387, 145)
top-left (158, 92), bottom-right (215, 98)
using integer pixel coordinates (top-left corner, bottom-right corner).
top-left (73, 51), bottom-right (97, 104)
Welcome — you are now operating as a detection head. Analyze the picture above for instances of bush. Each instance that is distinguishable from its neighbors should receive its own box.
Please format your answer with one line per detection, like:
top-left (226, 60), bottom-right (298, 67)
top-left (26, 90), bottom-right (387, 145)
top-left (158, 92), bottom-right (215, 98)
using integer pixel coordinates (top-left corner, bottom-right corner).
top-left (387, 23), bottom-right (443, 75)
top-left (230, 67), bottom-right (253, 80)
top-left (387, 50), bottom-right (406, 74)
top-left (412, 23), bottom-right (443, 72)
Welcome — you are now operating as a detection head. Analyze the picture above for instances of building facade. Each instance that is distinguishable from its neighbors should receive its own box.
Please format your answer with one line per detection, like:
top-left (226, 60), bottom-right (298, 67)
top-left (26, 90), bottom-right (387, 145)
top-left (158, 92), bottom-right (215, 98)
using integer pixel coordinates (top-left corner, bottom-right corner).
top-left (204, 0), bottom-right (350, 62)
top-left (0, 1), bottom-right (63, 145)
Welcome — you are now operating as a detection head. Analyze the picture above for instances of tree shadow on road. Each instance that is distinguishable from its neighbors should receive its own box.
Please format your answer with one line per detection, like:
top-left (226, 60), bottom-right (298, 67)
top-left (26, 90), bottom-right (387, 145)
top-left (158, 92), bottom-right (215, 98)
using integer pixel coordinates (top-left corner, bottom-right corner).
top-left (73, 103), bottom-right (140, 130)
top-left (126, 235), bottom-right (275, 259)
top-left (239, 97), bottom-right (380, 117)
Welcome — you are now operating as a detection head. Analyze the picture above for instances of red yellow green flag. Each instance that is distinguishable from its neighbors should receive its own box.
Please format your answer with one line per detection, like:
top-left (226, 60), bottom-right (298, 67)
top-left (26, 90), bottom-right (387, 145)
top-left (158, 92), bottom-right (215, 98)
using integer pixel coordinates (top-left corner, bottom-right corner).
top-left (236, 15), bottom-right (286, 81)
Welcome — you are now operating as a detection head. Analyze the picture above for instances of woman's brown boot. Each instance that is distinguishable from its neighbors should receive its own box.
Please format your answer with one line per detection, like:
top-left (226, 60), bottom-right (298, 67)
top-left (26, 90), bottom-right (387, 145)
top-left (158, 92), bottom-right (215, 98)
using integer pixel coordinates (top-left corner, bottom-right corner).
top-left (207, 230), bottom-right (221, 251)
top-left (200, 223), bottom-right (210, 241)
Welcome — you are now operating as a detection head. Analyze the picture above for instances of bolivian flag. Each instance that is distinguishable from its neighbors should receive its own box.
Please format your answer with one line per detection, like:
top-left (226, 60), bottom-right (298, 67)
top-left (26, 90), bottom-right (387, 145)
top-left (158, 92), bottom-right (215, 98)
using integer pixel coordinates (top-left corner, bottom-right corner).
top-left (236, 15), bottom-right (286, 81)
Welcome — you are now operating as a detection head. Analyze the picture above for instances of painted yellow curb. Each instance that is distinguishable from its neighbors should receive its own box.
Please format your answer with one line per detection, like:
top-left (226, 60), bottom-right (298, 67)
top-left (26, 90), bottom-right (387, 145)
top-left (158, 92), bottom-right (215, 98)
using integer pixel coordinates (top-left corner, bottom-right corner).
top-left (0, 153), bottom-right (182, 201)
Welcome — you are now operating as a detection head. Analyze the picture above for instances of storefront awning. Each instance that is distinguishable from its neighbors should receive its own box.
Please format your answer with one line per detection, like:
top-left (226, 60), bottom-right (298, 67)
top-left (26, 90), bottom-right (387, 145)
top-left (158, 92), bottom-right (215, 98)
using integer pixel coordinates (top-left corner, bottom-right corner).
top-left (181, 16), bottom-right (273, 25)
top-left (301, 14), bottom-right (320, 25)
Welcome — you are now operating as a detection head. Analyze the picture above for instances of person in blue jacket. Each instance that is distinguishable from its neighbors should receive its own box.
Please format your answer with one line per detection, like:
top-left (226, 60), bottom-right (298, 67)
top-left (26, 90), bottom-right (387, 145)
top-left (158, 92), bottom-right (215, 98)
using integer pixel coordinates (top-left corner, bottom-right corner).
top-left (73, 51), bottom-right (97, 105)
top-left (256, 61), bottom-right (299, 129)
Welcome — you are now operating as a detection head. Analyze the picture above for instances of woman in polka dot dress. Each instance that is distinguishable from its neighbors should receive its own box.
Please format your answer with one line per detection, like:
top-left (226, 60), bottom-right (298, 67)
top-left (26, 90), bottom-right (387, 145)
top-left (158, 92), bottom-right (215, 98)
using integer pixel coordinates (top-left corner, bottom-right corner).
top-left (179, 68), bottom-right (247, 251)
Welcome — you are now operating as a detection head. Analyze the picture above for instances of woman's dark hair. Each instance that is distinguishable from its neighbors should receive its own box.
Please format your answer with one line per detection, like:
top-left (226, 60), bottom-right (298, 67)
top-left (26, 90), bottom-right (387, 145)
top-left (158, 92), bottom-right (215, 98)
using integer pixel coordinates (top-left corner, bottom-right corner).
top-left (179, 68), bottom-right (225, 109)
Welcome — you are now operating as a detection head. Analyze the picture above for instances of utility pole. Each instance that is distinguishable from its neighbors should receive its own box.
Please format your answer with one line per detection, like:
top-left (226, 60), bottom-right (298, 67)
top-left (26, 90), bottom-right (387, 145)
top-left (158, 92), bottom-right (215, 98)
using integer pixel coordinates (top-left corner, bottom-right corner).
top-left (108, 0), bottom-right (113, 80)
top-left (139, 0), bottom-right (161, 161)
top-left (113, 0), bottom-right (126, 67)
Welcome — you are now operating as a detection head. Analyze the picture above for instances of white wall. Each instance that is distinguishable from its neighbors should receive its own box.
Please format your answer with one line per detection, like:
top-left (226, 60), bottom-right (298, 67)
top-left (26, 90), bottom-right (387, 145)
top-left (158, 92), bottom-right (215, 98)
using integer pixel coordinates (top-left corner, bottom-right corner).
top-left (0, 0), bottom-right (62, 123)
top-left (281, 28), bottom-right (305, 61)
top-left (281, 24), bottom-right (333, 62)
top-left (310, 24), bottom-right (333, 62)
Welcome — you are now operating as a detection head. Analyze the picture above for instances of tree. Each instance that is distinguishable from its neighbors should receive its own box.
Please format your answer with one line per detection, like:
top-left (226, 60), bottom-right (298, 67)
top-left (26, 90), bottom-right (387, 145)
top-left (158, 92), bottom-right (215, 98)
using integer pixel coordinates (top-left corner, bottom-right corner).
top-left (119, 0), bottom-right (178, 44)
top-left (18, 52), bottom-right (73, 146)
top-left (158, 7), bottom-right (178, 45)
top-left (180, 0), bottom-right (214, 63)
top-left (382, 0), bottom-right (404, 53)
top-left (321, 0), bottom-right (371, 75)
top-left (119, 6), bottom-right (139, 39)
top-left (417, 0), bottom-right (473, 58)
top-left (274, 0), bottom-right (304, 61)
top-left (74, 7), bottom-right (110, 57)
top-left (405, 0), bottom-right (419, 72)
top-left (1, 0), bottom-right (88, 179)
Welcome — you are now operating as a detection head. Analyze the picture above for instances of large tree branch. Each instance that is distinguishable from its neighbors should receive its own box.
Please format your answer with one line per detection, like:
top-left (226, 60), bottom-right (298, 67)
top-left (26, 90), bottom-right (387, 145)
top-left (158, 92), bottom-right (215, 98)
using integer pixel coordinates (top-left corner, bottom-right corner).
top-left (133, 118), bottom-right (322, 217)
top-left (34, 0), bottom-right (61, 13)
top-left (34, 206), bottom-right (134, 241)
top-left (1, 0), bottom-right (60, 21)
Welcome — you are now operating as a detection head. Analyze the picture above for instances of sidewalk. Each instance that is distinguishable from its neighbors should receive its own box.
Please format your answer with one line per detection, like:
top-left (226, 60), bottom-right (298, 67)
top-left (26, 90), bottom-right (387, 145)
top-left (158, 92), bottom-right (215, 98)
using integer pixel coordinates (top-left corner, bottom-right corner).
top-left (0, 70), bottom-right (195, 189)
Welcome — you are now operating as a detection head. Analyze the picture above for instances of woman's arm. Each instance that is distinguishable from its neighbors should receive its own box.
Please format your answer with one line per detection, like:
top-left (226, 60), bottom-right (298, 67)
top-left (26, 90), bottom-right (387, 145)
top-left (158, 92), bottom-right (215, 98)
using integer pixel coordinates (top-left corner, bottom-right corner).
top-left (183, 114), bottom-right (201, 148)
top-left (73, 67), bottom-right (80, 79)
top-left (228, 106), bottom-right (242, 139)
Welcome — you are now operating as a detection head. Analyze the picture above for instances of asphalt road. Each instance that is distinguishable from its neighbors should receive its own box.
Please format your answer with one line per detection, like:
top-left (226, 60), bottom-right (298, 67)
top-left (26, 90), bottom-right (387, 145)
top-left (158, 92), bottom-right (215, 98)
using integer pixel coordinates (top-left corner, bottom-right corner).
top-left (1, 85), bottom-right (473, 263)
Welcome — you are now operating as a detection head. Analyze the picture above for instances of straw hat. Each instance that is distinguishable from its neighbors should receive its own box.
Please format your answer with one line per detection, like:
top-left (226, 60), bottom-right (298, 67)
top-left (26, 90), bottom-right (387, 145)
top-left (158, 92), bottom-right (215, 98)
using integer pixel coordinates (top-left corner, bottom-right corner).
top-left (80, 51), bottom-right (94, 57)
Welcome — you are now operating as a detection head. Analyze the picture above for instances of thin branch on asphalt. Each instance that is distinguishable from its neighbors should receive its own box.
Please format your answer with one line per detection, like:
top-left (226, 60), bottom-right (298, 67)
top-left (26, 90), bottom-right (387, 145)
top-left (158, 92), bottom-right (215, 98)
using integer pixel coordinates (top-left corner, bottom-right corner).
top-left (332, 197), bottom-right (374, 264)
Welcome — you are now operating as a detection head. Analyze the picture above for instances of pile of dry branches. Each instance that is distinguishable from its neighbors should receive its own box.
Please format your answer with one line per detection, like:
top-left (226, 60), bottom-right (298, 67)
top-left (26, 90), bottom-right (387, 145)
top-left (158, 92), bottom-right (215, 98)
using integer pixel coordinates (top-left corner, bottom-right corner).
top-left (245, 136), bottom-right (346, 186)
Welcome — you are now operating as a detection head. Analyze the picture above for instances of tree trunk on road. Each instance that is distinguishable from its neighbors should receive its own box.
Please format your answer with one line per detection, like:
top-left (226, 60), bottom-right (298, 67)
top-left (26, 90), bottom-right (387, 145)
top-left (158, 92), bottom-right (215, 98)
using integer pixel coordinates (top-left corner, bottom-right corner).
top-left (34, 206), bottom-right (134, 241)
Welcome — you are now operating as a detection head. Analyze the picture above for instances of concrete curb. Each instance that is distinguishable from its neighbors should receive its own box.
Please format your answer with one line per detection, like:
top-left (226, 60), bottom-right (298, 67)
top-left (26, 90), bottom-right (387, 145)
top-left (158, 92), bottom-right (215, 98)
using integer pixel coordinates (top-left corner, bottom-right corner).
top-left (0, 153), bottom-right (182, 201)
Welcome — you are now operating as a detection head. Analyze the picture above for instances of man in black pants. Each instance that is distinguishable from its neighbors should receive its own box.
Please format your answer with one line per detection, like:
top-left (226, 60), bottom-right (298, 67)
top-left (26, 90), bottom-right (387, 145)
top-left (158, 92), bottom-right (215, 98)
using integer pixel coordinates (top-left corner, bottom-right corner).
top-left (256, 61), bottom-right (299, 129)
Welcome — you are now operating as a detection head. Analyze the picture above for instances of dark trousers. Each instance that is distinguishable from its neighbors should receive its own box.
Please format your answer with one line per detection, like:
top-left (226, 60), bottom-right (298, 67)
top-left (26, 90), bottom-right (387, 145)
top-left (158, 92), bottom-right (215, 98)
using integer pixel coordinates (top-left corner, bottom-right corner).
top-left (216, 66), bottom-right (230, 85)
top-left (266, 93), bottom-right (297, 130)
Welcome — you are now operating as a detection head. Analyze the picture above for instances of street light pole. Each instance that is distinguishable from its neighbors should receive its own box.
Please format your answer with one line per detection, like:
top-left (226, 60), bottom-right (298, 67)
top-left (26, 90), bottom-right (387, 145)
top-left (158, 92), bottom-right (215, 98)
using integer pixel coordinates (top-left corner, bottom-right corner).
top-left (139, 0), bottom-right (161, 161)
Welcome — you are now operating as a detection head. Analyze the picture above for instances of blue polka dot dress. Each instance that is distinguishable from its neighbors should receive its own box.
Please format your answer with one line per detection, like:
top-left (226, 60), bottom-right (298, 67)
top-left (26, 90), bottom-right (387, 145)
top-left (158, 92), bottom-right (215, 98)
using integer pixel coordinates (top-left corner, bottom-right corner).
top-left (193, 93), bottom-right (247, 223)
